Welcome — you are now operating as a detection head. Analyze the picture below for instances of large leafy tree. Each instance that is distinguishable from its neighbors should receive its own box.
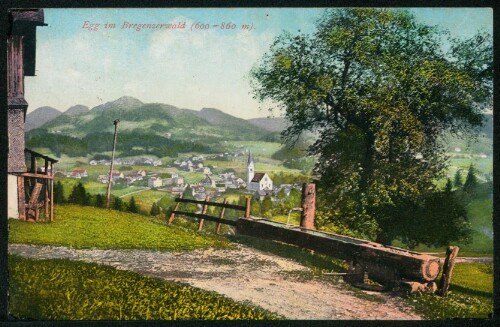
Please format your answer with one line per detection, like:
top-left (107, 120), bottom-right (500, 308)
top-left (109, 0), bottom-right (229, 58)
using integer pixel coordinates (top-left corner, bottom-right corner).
top-left (251, 9), bottom-right (491, 245)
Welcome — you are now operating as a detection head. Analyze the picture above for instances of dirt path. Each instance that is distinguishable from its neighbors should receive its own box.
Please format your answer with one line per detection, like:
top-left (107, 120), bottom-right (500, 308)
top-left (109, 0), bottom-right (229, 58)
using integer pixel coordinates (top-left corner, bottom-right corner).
top-left (9, 243), bottom-right (421, 320)
top-left (118, 187), bottom-right (151, 198)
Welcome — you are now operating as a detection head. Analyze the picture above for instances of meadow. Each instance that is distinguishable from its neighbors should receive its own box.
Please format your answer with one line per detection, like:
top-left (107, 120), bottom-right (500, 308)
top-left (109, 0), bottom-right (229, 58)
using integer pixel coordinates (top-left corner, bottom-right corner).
top-left (9, 255), bottom-right (280, 320)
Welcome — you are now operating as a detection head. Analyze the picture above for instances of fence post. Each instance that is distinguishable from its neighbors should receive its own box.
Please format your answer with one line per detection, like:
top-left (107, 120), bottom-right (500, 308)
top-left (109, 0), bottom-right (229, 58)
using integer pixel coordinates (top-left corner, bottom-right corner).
top-left (244, 197), bottom-right (251, 218)
top-left (438, 246), bottom-right (459, 296)
top-left (168, 193), bottom-right (183, 225)
top-left (300, 183), bottom-right (316, 229)
top-left (198, 196), bottom-right (210, 231)
top-left (216, 198), bottom-right (228, 234)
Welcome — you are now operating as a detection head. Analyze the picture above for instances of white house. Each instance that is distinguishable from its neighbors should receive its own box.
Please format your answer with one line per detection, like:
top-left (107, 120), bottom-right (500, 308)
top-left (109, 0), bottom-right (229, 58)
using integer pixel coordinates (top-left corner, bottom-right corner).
top-left (148, 176), bottom-right (163, 188)
top-left (246, 152), bottom-right (273, 191)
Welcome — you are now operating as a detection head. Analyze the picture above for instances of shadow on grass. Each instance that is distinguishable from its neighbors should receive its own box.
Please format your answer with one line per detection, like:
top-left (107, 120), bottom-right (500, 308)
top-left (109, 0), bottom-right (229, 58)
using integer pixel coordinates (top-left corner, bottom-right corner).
top-left (449, 284), bottom-right (493, 299)
top-left (226, 234), bottom-right (347, 274)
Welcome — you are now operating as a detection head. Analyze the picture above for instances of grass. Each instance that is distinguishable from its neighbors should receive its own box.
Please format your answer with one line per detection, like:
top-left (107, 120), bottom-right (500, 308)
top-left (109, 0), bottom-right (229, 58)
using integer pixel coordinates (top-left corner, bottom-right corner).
top-left (8, 255), bottom-right (280, 320)
top-left (9, 204), bottom-right (231, 251)
top-left (121, 190), bottom-right (174, 212)
top-left (405, 263), bottom-right (493, 319)
top-left (226, 141), bottom-right (282, 158)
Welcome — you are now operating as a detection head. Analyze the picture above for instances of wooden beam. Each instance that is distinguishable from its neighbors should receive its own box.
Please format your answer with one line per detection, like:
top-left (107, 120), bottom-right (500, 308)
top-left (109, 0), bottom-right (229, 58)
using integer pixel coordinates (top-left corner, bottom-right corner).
top-left (17, 176), bottom-right (25, 220)
top-left (175, 197), bottom-right (247, 211)
top-left (18, 172), bottom-right (53, 179)
top-left (300, 183), bottom-right (316, 229)
top-left (50, 162), bottom-right (54, 222)
top-left (198, 196), bottom-right (210, 231)
top-left (244, 197), bottom-right (251, 218)
top-left (236, 218), bottom-right (441, 285)
top-left (438, 246), bottom-right (460, 297)
top-left (44, 159), bottom-right (49, 220)
top-left (168, 194), bottom-right (183, 224)
top-left (172, 211), bottom-right (237, 226)
top-left (216, 198), bottom-right (228, 234)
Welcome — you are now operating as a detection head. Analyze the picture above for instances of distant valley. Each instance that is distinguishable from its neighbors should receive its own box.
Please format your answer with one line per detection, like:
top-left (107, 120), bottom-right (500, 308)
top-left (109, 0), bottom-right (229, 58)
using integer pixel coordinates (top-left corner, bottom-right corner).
top-left (25, 96), bottom-right (492, 160)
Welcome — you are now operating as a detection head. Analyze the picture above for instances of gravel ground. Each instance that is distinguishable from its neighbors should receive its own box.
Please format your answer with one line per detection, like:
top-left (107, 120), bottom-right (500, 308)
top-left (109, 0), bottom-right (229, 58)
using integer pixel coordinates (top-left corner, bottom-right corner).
top-left (9, 243), bottom-right (422, 320)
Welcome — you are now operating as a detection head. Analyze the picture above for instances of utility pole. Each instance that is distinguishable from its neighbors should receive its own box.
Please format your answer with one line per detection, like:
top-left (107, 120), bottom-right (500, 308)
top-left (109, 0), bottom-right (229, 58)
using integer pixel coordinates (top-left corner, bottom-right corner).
top-left (106, 119), bottom-right (120, 208)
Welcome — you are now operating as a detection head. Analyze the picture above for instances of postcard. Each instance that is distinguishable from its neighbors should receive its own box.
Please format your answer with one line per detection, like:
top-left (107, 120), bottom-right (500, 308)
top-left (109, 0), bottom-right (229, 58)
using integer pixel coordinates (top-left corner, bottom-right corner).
top-left (4, 6), bottom-right (494, 321)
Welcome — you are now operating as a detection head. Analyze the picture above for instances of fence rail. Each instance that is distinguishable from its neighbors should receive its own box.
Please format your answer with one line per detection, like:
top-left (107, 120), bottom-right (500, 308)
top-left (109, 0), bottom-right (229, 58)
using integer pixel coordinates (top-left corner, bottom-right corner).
top-left (171, 211), bottom-right (238, 226)
top-left (168, 195), bottom-right (251, 233)
top-left (174, 197), bottom-right (247, 211)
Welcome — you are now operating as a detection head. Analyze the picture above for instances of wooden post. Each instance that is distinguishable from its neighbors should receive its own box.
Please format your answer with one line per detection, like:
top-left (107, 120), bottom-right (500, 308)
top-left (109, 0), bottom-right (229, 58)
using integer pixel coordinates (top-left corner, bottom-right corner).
top-left (44, 160), bottom-right (49, 220)
top-left (438, 246), bottom-right (460, 297)
top-left (50, 162), bottom-right (54, 222)
top-left (17, 176), bottom-right (26, 220)
top-left (168, 194), bottom-right (183, 224)
top-left (216, 198), bottom-right (228, 234)
top-left (30, 153), bottom-right (36, 173)
top-left (106, 119), bottom-right (120, 208)
top-left (198, 196), bottom-right (210, 231)
top-left (300, 183), bottom-right (316, 229)
top-left (244, 197), bottom-right (251, 218)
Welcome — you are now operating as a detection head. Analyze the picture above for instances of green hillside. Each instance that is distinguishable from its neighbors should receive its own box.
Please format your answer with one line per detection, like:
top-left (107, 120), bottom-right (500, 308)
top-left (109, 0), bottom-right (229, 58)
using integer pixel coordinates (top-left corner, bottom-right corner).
top-left (26, 97), bottom-right (275, 158)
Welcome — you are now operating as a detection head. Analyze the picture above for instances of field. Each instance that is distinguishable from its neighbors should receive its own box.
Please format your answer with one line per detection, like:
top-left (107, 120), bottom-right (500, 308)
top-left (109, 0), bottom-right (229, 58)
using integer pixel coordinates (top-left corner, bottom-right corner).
top-left (121, 190), bottom-right (176, 212)
top-left (9, 205), bottom-right (231, 251)
top-left (9, 255), bottom-right (279, 320)
top-left (406, 263), bottom-right (493, 319)
top-left (226, 141), bottom-right (282, 157)
top-left (9, 202), bottom-right (493, 320)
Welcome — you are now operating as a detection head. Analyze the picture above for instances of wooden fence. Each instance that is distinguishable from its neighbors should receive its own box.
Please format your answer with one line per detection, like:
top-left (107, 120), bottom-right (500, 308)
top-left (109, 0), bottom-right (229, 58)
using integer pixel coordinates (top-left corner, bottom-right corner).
top-left (168, 195), bottom-right (251, 233)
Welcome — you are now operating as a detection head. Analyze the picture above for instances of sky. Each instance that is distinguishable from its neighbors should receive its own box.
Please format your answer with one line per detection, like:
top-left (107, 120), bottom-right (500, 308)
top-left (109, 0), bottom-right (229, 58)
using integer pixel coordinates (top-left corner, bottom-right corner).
top-left (24, 8), bottom-right (492, 119)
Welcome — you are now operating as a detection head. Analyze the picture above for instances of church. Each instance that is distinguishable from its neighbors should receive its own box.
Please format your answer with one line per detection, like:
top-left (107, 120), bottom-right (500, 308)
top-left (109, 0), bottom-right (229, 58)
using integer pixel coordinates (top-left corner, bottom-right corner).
top-left (246, 152), bottom-right (273, 192)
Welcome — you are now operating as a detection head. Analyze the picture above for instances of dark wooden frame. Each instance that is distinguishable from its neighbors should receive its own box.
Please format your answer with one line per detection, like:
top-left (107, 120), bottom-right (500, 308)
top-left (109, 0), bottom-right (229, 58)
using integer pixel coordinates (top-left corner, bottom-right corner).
top-left (169, 195), bottom-right (251, 233)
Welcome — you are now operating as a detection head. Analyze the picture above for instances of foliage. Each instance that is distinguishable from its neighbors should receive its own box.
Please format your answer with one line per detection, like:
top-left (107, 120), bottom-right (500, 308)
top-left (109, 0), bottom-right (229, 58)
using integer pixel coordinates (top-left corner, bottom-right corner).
top-left (94, 194), bottom-right (105, 208)
top-left (26, 129), bottom-right (215, 158)
top-left (250, 8), bottom-right (491, 245)
top-left (454, 169), bottom-right (463, 188)
top-left (53, 181), bottom-right (65, 204)
top-left (405, 263), bottom-right (492, 319)
top-left (261, 196), bottom-right (273, 218)
top-left (444, 178), bottom-right (453, 194)
top-left (463, 164), bottom-right (478, 193)
top-left (112, 196), bottom-right (125, 211)
top-left (150, 202), bottom-right (161, 217)
top-left (9, 255), bottom-right (280, 320)
top-left (9, 204), bottom-right (232, 251)
top-left (127, 196), bottom-right (139, 213)
top-left (68, 182), bottom-right (91, 206)
top-left (377, 190), bottom-right (472, 249)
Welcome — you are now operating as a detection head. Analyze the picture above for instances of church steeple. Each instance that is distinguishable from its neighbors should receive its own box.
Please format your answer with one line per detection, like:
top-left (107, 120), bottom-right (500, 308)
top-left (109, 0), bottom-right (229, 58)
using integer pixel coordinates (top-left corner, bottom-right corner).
top-left (247, 150), bottom-right (255, 184)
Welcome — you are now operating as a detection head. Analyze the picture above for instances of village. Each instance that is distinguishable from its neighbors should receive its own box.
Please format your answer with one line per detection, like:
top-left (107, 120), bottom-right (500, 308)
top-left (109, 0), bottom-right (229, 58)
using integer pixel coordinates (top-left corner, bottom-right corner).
top-left (57, 151), bottom-right (302, 204)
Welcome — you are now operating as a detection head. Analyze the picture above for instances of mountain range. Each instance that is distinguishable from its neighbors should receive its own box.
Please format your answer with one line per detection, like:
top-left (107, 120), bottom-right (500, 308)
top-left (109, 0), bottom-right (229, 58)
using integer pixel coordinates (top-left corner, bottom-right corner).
top-left (25, 96), bottom-right (286, 136)
top-left (24, 96), bottom-right (289, 158)
top-left (25, 96), bottom-right (492, 159)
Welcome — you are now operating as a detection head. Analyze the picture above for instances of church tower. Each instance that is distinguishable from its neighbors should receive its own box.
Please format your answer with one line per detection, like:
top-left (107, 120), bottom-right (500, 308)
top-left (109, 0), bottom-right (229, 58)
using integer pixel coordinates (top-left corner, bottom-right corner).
top-left (247, 151), bottom-right (255, 185)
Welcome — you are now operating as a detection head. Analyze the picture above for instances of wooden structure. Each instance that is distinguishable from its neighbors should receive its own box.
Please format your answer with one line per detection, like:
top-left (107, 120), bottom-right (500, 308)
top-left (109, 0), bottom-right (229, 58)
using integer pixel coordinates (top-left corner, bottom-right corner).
top-left (169, 195), bottom-right (251, 233)
top-left (169, 183), bottom-right (445, 291)
top-left (438, 246), bottom-right (460, 296)
top-left (235, 217), bottom-right (441, 288)
top-left (300, 183), bottom-right (316, 229)
top-left (7, 10), bottom-right (55, 221)
top-left (16, 149), bottom-right (58, 221)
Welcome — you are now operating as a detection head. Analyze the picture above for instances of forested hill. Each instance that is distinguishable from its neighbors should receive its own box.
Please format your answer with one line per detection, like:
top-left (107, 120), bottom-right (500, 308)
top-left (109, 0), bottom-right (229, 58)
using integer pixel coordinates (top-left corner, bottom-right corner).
top-left (25, 96), bottom-right (274, 158)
